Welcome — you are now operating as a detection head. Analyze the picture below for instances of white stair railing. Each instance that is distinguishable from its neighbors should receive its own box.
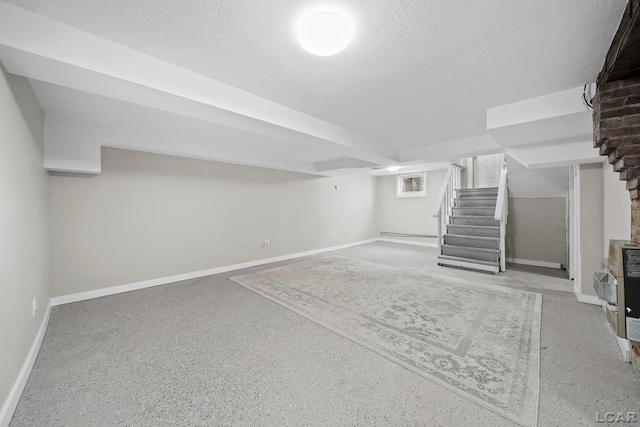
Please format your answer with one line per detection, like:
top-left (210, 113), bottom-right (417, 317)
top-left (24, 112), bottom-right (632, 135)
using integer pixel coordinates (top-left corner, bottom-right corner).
top-left (494, 165), bottom-right (508, 271)
top-left (432, 164), bottom-right (463, 252)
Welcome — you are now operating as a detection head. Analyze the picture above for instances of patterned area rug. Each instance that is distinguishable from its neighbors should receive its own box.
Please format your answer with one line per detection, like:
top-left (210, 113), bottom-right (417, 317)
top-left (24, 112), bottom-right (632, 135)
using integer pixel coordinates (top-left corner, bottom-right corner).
top-left (230, 256), bottom-right (541, 426)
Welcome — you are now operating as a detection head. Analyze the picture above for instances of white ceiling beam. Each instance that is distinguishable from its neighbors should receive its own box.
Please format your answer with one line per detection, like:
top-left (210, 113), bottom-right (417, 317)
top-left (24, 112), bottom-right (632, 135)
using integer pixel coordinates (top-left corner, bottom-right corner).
top-left (399, 134), bottom-right (502, 163)
top-left (487, 86), bottom-right (589, 130)
top-left (0, 2), bottom-right (397, 167)
top-left (488, 111), bottom-right (592, 149)
top-left (486, 86), bottom-right (597, 168)
top-left (504, 138), bottom-right (602, 169)
top-left (315, 158), bottom-right (378, 173)
top-left (47, 115), bottom-right (318, 175)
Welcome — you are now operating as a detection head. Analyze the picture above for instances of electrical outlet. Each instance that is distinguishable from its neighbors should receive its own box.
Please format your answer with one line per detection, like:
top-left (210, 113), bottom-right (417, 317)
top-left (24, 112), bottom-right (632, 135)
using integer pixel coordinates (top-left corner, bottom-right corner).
top-left (348, 229), bottom-right (352, 236)
top-left (264, 240), bottom-right (270, 248)
top-left (32, 296), bottom-right (37, 316)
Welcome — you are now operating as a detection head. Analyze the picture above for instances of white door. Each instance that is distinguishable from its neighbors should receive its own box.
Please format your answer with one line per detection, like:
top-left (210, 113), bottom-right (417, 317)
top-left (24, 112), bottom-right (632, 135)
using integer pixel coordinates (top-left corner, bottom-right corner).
top-left (473, 153), bottom-right (503, 188)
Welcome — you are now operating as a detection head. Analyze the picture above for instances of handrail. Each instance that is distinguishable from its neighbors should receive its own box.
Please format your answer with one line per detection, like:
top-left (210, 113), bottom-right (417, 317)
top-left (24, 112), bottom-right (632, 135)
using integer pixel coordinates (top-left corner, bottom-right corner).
top-left (433, 166), bottom-right (454, 218)
top-left (432, 164), bottom-right (463, 218)
top-left (494, 167), bottom-right (508, 220)
top-left (432, 164), bottom-right (462, 252)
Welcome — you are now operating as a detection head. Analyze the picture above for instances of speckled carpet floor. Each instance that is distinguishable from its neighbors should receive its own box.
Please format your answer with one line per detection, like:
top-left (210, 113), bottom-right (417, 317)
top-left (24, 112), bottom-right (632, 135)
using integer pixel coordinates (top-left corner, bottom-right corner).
top-left (9, 242), bottom-right (640, 426)
top-left (230, 255), bottom-right (541, 427)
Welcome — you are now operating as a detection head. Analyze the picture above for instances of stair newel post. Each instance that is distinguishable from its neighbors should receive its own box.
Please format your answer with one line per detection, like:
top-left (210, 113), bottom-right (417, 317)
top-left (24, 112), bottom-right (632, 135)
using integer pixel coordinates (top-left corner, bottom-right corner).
top-left (433, 164), bottom-right (463, 256)
top-left (437, 203), bottom-right (443, 252)
top-left (494, 165), bottom-right (508, 272)
top-left (446, 177), bottom-right (451, 230)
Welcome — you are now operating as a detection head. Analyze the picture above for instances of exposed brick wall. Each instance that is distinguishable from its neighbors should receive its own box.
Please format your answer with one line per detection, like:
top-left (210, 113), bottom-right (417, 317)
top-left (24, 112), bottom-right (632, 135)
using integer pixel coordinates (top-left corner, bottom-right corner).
top-left (594, 78), bottom-right (640, 184)
top-left (634, 199), bottom-right (640, 246)
top-left (595, 79), bottom-right (640, 238)
top-left (594, 77), bottom-right (640, 373)
top-left (633, 342), bottom-right (640, 373)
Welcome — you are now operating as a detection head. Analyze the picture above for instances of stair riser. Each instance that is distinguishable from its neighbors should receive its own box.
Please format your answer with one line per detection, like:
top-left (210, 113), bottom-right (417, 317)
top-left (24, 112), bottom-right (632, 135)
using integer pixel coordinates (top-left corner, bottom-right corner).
top-left (442, 187), bottom-right (502, 272)
top-left (451, 208), bottom-right (495, 216)
top-left (455, 197), bottom-right (498, 202)
top-left (450, 217), bottom-right (500, 227)
top-left (444, 236), bottom-right (500, 250)
top-left (446, 226), bottom-right (500, 238)
top-left (437, 257), bottom-right (499, 274)
top-left (454, 199), bottom-right (497, 208)
top-left (457, 190), bottom-right (498, 198)
top-left (441, 246), bottom-right (499, 262)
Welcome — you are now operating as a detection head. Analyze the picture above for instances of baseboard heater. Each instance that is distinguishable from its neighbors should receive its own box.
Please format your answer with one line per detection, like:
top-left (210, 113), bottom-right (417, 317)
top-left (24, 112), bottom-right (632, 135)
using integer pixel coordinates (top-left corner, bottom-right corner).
top-left (593, 239), bottom-right (640, 346)
top-left (380, 232), bottom-right (437, 238)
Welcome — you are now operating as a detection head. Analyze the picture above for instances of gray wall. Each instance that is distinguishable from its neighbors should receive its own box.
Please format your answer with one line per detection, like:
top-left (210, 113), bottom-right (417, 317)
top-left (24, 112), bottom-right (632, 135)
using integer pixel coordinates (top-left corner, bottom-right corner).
top-left (506, 197), bottom-right (566, 265)
top-left (376, 170), bottom-right (446, 239)
top-left (0, 66), bottom-right (50, 411)
top-left (506, 156), bottom-right (570, 198)
top-left (579, 163), bottom-right (605, 298)
top-left (603, 162), bottom-right (631, 255)
top-left (49, 148), bottom-right (379, 297)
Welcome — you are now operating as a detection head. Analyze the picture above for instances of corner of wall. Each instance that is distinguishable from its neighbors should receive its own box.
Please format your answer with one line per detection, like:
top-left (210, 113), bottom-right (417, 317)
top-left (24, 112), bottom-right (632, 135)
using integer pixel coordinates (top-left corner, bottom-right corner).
top-left (0, 63), bottom-right (51, 427)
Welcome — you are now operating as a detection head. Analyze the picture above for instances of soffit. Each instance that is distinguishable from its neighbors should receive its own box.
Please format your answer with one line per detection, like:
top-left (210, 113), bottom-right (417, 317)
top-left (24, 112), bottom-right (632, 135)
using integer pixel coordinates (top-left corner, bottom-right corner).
top-left (1, 0), bottom-right (628, 175)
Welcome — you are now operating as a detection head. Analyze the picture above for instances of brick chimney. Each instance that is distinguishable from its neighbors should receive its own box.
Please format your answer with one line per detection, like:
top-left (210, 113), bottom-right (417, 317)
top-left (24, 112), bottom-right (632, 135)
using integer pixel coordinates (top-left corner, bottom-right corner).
top-left (594, 78), bottom-right (640, 195)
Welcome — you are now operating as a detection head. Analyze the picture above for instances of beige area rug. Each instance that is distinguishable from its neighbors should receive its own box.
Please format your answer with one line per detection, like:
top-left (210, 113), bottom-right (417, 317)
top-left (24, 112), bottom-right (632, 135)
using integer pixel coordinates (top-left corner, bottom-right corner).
top-left (230, 256), bottom-right (541, 426)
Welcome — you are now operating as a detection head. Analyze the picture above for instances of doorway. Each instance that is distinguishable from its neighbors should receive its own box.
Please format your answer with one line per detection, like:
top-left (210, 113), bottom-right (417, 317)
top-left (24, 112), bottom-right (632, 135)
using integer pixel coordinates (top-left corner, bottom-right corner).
top-left (473, 153), bottom-right (504, 188)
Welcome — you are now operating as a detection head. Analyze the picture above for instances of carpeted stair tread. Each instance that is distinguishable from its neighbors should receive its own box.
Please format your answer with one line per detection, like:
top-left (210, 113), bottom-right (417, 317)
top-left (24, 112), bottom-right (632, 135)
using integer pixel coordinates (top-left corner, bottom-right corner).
top-left (437, 254), bottom-right (499, 267)
top-left (444, 234), bottom-right (500, 241)
top-left (441, 244), bottom-right (500, 254)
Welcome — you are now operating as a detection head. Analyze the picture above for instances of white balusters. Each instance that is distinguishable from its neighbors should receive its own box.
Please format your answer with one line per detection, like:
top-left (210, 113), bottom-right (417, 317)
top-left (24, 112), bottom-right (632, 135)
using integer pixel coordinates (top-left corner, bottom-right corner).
top-left (433, 164), bottom-right (463, 252)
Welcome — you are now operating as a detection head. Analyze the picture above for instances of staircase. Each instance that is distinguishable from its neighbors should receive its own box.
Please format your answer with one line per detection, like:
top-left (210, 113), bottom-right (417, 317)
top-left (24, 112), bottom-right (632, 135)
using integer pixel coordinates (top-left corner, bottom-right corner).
top-left (437, 187), bottom-right (501, 273)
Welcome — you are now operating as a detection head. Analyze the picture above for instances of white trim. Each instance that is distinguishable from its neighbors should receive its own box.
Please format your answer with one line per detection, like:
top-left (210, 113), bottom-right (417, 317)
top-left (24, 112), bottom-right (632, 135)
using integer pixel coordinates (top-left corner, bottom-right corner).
top-left (437, 258), bottom-right (499, 274)
top-left (51, 239), bottom-right (377, 306)
top-left (0, 300), bottom-right (52, 427)
top-left (573, 290), bottom-right (601, 306)
top-left (494, 164), bottom-right (507, 221)
top-left (571, 165), bottom-right (581, 294)
top-left (598, 301), bottom-right (632, 362)
top-left (615, 336), bottom-right (632, 363)
top-left (376, 238), bottom-right (437, 248)
top-left (505, 258), bottom-right (562, 270)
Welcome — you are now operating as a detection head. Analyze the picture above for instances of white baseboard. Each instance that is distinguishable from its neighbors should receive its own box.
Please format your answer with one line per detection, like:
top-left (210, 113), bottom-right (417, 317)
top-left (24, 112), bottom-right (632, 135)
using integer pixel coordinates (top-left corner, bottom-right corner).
top-left (0, 300), bottom-right (52, 427)
top-left (506, 258), bottom-right (562, 270)
top-left (573, 289), bottom-right (601, 306)
top-left (51, 239), bottom-right (378, 306)
top-left (376, 238), bottom-right (437, 248)
top-left (616, 335), bottom-right (632, 363)
top-left (597, 301), bottom-right (632, 363)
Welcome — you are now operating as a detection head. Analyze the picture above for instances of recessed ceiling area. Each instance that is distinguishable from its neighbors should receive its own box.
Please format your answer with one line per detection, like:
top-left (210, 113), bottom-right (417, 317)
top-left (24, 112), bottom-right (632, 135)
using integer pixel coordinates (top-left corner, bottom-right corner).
top-left (0, 0), bottom-right (627, 176)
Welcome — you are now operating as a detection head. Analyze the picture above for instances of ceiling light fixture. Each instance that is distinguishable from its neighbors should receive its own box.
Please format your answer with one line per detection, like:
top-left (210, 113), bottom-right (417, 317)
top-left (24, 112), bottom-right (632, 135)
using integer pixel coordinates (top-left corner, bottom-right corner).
top-left (297, 8), bottom-right (354, 56)
top-left (387, 166), bottom-right (401, 172)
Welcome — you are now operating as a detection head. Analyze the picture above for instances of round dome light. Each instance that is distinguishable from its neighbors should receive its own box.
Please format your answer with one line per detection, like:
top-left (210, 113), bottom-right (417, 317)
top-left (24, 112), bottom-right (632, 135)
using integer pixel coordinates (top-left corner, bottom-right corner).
top-left (297, 9), bottom-right (354, 56)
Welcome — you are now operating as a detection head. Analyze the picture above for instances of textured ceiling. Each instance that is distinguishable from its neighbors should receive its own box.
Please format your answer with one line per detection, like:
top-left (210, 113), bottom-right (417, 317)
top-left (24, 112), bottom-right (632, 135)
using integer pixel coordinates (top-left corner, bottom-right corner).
top-left (0, 0), bottom-right (628, 175)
